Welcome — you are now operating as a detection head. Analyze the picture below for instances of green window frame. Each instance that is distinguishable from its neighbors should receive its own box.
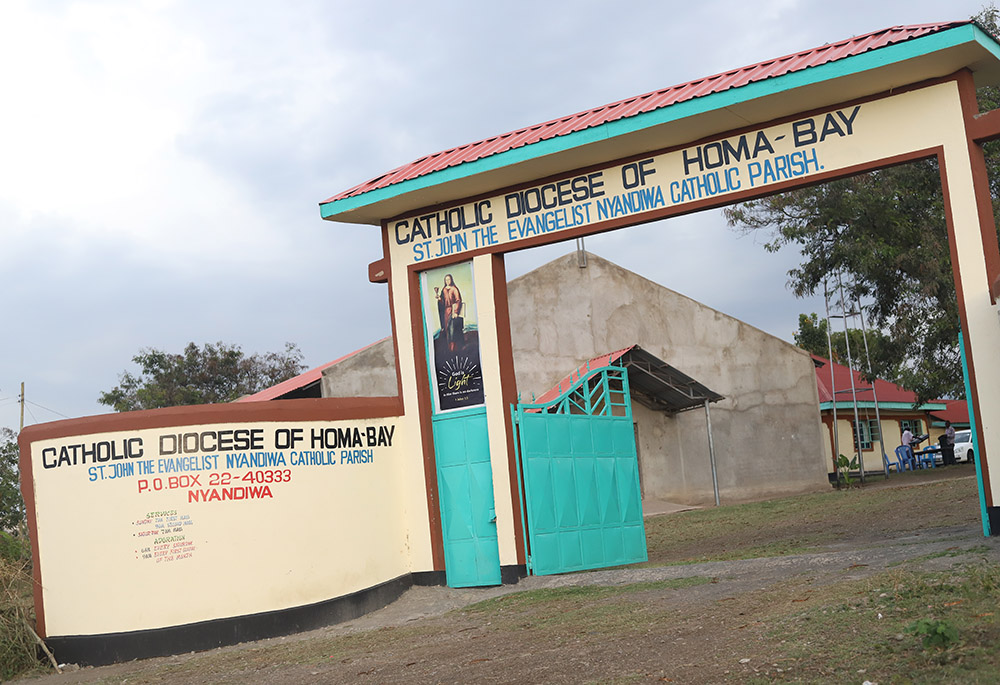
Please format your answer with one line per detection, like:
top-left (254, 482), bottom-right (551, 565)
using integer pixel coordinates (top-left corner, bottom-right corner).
top-left (852, 419), bottom-right (880, 451)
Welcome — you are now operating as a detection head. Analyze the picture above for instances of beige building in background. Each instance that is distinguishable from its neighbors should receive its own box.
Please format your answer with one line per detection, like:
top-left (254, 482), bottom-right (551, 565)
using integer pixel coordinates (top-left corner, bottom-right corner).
top-left (316, 252), bottom-right (830, 505)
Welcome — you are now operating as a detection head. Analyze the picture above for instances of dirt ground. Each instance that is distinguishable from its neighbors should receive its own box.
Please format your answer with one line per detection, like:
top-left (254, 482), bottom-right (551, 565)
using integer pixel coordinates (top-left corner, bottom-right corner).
top-left (19, 467), bottom-right (994, 685)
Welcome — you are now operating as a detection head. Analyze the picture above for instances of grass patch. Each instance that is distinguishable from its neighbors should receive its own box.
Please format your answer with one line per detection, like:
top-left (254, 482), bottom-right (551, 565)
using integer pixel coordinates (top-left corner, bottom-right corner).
top-left (643, 477), bottom-right (979, 566)
top-left (763, 563), bottom-right (1000, 682)
top-left (460, 577), bottom-right (713, 635)
top-left (887, 544), bottom-right (993, 567)
top-left (464, 576), bottom-right (713, 613)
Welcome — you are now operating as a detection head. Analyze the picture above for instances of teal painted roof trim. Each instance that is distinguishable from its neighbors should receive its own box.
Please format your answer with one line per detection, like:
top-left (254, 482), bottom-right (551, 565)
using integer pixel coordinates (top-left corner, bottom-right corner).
top-left (930, 419), bottom-right (970, 427)
top-left (820, 401), bottom-right (947, 412)
top-left (322, 24), bottom-right (994, 221)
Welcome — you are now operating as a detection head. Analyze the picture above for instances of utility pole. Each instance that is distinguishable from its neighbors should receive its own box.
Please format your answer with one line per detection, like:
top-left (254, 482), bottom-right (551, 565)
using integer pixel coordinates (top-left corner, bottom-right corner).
top-left (19, 382), bottom-right (24, 431)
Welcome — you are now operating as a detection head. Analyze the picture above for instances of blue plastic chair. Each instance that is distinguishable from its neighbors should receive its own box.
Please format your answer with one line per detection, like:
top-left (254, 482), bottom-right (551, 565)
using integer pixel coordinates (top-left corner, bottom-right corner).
top-left (916, 447), bottom-right (936, 469)
top-left (894, 445), bottom-right (914, 471)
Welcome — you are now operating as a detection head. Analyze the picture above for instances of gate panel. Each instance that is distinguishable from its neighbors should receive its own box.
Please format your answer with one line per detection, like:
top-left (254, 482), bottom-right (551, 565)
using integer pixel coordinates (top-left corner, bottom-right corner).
top-left (433, 409), bottom-right (502, 587)
top-left (514, 366), bottom-right (647, 576)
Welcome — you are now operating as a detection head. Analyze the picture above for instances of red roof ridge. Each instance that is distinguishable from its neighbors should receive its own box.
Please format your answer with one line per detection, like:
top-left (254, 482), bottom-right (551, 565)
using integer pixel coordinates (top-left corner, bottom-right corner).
top-left (235, 337), bottom-right (390, 402)
top-left (322, 21), bottom-right (968, 207)
top-left (813, 353), bottom-right (928, 406)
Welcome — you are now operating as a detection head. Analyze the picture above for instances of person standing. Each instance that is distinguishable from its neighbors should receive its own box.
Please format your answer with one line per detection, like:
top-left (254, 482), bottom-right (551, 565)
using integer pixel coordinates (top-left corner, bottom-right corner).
top-left (901, 427), bottom-right (915, 468)
top-left (941, 420), bottom-right (957, 466)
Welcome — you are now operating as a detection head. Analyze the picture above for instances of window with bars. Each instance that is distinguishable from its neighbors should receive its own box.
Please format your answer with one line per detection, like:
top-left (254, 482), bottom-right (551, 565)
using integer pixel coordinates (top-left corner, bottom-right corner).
top-left (852, 419), bottom-right (880, 450)
top-left (899, 419), bottom-right (923, 436)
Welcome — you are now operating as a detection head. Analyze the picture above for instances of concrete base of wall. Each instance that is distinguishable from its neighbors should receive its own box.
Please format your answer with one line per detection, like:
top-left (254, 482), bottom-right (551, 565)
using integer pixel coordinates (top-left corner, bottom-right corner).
top-left (47, 565), bottom-right (528, 666)
top-left (46, 573), bottom-right (416, 666)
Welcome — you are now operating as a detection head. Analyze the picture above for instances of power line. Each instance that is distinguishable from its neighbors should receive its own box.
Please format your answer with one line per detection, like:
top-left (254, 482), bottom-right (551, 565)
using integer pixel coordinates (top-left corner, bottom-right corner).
top-left (24, 400), bottom-right (70, 419)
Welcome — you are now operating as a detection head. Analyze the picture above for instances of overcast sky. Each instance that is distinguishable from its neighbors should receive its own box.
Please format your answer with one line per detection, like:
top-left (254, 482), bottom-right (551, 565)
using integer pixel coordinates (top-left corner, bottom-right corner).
top-left (0, 0), bottom-right (990, 432)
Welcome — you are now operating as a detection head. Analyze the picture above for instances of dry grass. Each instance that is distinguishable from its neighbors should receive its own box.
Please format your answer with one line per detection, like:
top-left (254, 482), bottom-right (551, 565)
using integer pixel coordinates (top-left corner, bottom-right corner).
top-left (643, 473), bottom-right (980, 565)
top-left (0, 534), bottom-right (42, 680)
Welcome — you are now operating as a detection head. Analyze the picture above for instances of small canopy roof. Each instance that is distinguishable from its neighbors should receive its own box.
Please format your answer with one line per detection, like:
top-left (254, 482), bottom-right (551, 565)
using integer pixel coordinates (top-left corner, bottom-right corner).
top-left (536, 345), bottom-right (723, 415)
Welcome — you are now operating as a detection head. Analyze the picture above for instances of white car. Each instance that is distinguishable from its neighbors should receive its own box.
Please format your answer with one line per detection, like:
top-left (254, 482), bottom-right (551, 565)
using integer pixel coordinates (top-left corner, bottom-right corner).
top-left (931, 429), bottom-right (975, 465)
top-left (953, 430), bottom-right (974, 463)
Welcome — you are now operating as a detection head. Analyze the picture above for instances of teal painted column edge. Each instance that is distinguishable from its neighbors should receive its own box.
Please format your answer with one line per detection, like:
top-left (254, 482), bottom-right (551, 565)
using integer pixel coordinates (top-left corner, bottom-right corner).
top-left (959, 331), bottom-right (990, 536)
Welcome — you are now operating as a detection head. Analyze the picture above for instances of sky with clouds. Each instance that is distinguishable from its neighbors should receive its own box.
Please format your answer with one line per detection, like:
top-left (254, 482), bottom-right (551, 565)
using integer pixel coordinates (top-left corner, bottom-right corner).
top-left (0, 0), bottom-right (991, 432)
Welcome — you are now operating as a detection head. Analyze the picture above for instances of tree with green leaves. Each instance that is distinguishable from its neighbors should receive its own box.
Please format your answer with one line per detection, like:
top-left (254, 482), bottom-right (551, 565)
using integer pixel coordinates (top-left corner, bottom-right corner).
top-left (0, 427), bottom-right (25, 534)
top-left (99, 342), bottom-right (306, 412)
top-left (726, 7), bottom-right (1000, 403)
top-left (794, 312), bottom-right (897, 378)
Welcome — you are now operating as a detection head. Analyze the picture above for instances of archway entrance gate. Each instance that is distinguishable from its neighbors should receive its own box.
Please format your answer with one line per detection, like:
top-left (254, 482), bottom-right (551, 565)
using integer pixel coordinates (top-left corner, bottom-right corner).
top-left (17, 19), bottom-right (1000, 666)
top-left (321, 20), bottom-right (1000, 578)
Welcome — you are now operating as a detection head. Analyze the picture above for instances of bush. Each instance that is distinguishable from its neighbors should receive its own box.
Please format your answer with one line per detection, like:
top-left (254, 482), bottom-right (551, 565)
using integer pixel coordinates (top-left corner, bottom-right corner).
top-left (0, 552), bottom-right (43, 679)
top-left (0, 531), bottom-right (29, 563)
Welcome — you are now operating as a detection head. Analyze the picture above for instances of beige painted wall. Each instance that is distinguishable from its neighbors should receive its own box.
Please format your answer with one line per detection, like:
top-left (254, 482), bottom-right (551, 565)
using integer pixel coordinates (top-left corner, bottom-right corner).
top-left (28, 417), bottom-right (414, 637)
top-left (472, 255), bottom-right (519, 565)
top-left (822, 415), bottom-right (887, 470)
top-left (822, 413), bottom-right (949, 471)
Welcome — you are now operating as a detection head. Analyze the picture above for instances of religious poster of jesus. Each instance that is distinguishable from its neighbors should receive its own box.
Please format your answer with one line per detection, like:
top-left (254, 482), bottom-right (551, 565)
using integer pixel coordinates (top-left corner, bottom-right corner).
top-left (420, 261), bottom-right (485, 412)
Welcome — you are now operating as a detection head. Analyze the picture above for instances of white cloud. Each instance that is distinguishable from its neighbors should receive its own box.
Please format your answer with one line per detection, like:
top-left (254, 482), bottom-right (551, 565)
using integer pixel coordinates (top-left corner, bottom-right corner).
top-left (0, 0), bottom-right (988, 431)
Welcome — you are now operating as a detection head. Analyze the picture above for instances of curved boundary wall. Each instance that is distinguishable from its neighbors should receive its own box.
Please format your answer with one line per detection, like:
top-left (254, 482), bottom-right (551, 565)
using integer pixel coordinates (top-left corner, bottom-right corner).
top-left (17, 397), bottom-right (444, 665)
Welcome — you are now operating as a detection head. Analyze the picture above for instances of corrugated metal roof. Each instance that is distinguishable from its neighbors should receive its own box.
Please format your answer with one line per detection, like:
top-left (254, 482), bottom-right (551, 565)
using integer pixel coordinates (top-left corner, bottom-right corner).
top-left (930, 399), bottom-right (971, 425)
top-left (813, 354), bottom-right (938, 407)
top-left (534, 345), bottom-right (723, 414)
top-left (322, 21), bottom-right (968, 207)
top-left (534, 346), bottom-right (634, 406)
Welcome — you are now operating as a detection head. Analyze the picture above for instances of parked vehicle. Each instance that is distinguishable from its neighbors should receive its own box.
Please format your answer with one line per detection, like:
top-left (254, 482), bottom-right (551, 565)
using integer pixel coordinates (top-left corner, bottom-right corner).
top-left (953, 430), bottom-right (974, 463)
top-left (927, 429), bottom-right (974, 465)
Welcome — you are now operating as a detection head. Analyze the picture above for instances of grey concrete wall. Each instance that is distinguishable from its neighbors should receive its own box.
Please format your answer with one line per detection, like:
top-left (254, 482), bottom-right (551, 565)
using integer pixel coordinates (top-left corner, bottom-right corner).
top-left (321, 338), bottom-right (398, 398)
top-left (320, 251), bottom-right (829, 505)
top-left (507, 252), bottom-right (829, 505)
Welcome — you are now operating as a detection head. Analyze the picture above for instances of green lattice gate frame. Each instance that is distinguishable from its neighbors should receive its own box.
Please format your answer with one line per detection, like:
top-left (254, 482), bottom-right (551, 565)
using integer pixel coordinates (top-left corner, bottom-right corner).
top-left (512, 364), bottom-right (647, 576)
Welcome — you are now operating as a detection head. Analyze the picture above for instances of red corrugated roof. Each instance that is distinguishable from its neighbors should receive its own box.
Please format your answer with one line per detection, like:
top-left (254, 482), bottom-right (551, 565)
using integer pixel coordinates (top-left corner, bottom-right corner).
top-left (533, 346), bottom-right (635, 405)
top-left (235, 338), bottom-right (389, 402)
top-left (931, 398), bottom-right (971, 424)
top-left (813, 354), bottom-right (919, 405)
top-left (322, 22), bottom-right (967, 206)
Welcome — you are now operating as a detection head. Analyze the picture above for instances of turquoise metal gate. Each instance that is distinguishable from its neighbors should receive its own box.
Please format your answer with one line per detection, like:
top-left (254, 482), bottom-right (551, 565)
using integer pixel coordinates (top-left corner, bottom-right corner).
top-left (432, 407), bottom-right (502, 587)
top-left (512, 364), bottom-right (647, 576)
